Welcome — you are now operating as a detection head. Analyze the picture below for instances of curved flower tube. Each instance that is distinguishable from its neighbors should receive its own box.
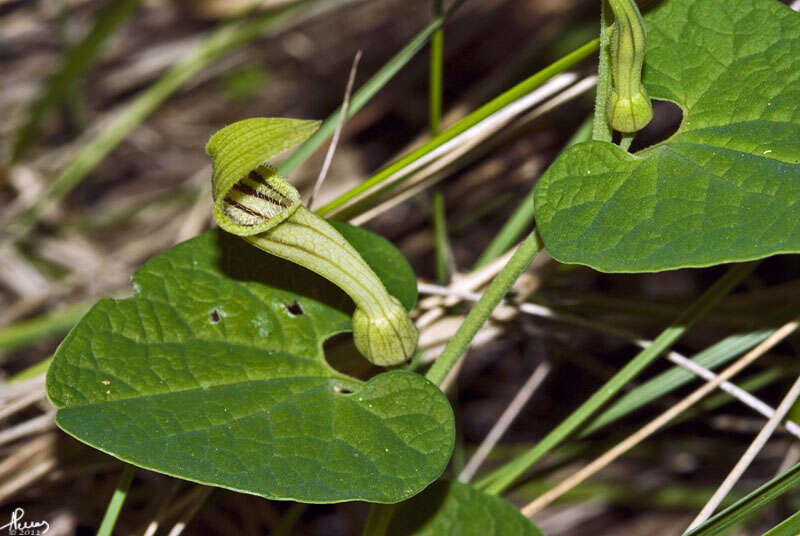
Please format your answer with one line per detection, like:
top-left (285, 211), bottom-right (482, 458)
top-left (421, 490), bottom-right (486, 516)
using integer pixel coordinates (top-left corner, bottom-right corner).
top-left (206, 119), bottom-right (418, 366)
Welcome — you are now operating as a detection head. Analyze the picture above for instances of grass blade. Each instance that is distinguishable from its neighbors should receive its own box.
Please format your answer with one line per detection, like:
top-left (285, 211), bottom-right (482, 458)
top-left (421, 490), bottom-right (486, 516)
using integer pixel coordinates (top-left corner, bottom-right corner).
top-left (478, 262), bottom-right (757, 495)
top-left (432, 190), bottom-right (454, 283)
top-left (583, 327), bottom-right (777, 436)
top-left (0, 303), bottom-right (91, 353)
top-left (763, 509), bottom-right (800, 536)
top-left (7, 1), bottom-right (311, 245)
top-left (9, 0), bottom-right (141, 163)
top-left (315, 38), bottom-right (600, 216)
top-left (471, 115), bottom-right (593, 269)
top-left (685, 462), bottom-right (800, 536)
top-left (96, 464), bottom-right (136, 536)
top-left (278, 0), bottom-right (467, 177)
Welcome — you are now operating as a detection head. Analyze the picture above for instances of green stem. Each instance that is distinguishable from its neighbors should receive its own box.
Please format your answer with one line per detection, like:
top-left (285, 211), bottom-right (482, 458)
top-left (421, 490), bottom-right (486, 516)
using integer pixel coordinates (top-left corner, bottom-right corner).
top-left (433, 190), bottom-right (453, 284)
top-left (429, 0), bottom-right (444, 136)
top-left (425, 229), bottom-right (545, 386)
top-left (619, 132), bottom-right (635, 151)
top-left (429, 0), bottom-right (451, 284)
top-left (478, 261), bottom-right (757, 495)
top-left (361, 504), bottom-right (396, 536)
top-left (316, 38), bottom-right (600, 217)
top-left (592, 0), bottom-right (614, 141)
top-left (272, 503), bottom-right (308, 536)
top-left (96, 464), bottom-right (136, 536)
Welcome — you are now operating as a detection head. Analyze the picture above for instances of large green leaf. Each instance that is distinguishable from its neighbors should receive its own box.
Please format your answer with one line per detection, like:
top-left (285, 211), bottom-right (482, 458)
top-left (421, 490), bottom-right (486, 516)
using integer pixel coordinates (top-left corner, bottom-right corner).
top-left (535, 0), bottom-right (800, 272)
top-left (47, 225), bottom-right (453, 503)
top-left (386, 481), bottom-right (543, 536)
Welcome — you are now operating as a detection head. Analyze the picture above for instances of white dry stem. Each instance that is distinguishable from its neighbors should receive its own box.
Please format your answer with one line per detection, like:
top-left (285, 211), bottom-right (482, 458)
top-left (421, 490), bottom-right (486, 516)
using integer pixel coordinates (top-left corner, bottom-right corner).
top-left (418, 283), bottom-right (800, 439)
top-left (520, 317), bottom-right (800, 516)
top-left (347, 74), bottom-right (597, 225)
top-left (0, 374), bottom-right (46, 402)
top-left (0, 245), bottom-right (51, 298)
top-left (0, 411), bottom-right (55, 447)
top-left (535, 501), bottom-right (608, 535)
top-left (308, 50), bottom-right (362, 209)
top-left (166, 486), bottom-right (214, 536)
top-left (422, 321), bottom-right (506, 367)
top-left (415, 246), bottom-right (520, 339)
top-left (687, 373), bottom-right (800, 530)
top-left (0, 390), bottom-right (46, 421)
top-left (0, 434), bottom-right (57, 502)
top-left (776, 443), bottom-right (800, 476)
top-left (338, 72), bottom-right (583, 221)
top-left (175, 166), bottom-right (213, 243)
top-left (458, 361), bottom-right (552, 483)
top-left (137, 481), bottom-right (186, 536)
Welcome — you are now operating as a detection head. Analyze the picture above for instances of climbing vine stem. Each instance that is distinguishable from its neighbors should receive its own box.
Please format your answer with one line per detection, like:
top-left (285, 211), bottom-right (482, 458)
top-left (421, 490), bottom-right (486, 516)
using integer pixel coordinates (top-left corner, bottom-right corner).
top-left (592, 0), bottom-right (614, 141)
top-left (425, 229), bottom-right (545, 387)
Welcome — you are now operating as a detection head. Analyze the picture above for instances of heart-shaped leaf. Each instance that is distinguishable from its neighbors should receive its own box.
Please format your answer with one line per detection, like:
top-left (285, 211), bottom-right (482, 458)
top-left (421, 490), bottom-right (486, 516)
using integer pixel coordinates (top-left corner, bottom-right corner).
top-left (386, 481), bottom-right (543, 536)
top-left (47, 224), bottom-right (454, 503)
top-left (535, 0), bottom-right (800, 272)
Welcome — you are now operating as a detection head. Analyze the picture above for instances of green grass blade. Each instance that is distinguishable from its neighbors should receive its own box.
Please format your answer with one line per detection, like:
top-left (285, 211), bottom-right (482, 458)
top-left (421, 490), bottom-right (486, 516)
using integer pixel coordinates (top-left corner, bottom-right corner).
top-left (433, 190), bottom-right (453, 283)
top-left (478, 262), bottom-right (757, 495)
top-left (582, 327), bottom-right (777, 436)
top-left (0, 302), bottom-right (90, 353)
top-left (8, 356), bottom-right (53, 383)
top-left (315, 38), bottom-right (600, 217)
top-left (278, 0), bottom-right (465, 177)
top-left (429, 0), bottom-right (444, 136)
top-left (7, 2), bottom-right (308, 245)
top-left (685, 462), bottom-right (800, 536)
top-left (429, 0), bottom-right (450, 283)
top-left (96, 464), bottom-right (136, 536)
top-left (763, 509), bottom-right (800, 536)
top-left (10, 0), bottom-right (141, 163)
top-left (471, 116), bottom-right (593, 269)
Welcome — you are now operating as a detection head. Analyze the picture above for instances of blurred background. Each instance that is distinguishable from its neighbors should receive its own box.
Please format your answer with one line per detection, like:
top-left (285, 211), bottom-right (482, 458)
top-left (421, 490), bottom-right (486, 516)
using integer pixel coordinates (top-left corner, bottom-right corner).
top-left (2, 0), bottom-right (800, 534)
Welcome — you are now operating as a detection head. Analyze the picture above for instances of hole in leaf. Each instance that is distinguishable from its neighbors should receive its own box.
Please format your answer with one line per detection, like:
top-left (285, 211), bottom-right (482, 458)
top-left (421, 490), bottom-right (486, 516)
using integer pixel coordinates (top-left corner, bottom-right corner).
top-left (629, 100), bottom-right (683, 152)
top-left (284, 300), bottom-right (304, 316)
top-left (333, 385), bottom-right (353, 395)
top-left (209, 309), bottom-right (221, 324)
top-left (323, 333), bottom-right (378, 380)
